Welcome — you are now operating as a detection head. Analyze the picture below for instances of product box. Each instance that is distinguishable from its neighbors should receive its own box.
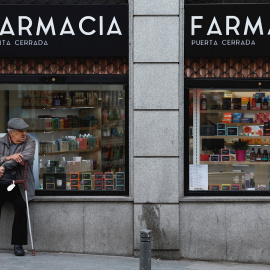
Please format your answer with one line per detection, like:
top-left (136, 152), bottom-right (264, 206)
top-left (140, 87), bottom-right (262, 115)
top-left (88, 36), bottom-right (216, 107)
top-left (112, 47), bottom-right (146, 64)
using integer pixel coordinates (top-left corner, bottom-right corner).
top-left (200, 154), bottom-right (209, 161)
top-left (94, 172), bottom-right (103, 179)
top-left (221, 155), bottom-right (231, 162)
top-left (50, 160), bottom-right (59, 167)
top-left (209, 155), bottom-right (220, 162)
top-left (264, 113), bottom-right (270, 122)
top-left (241, 97), bottom-right (250, 104)
top-left (104, 172), bottom-right (114, 190)
top-left (115, 172), bottom-right (125, 189)
top-left (224, 91), bottom-right (233, 98)
top-left (222, 104), bottom-right (231, 110)
top-left (217, 123), bottom-right (226, 130)
top-left (227, 127), bottom-right (238, 136)
top-left (55, 175), bottom-right (66, 190)
top-left (43, 173), bottom-right (66, 190)
top-left (82, 173), bottom-right (91, 180)
top-left (258, 185), bottom-right (268, 190)
top-left (264, 122), bottom-right (270, 136)
top-left (210, 104), bottom-right (220, 110)
top-left (71, 179), bottom-right (80, 185)
top-left (70, 173), bottom-right (80, 180)
top-left (233, 113), bottom-right (243, 119)
top-left (70, 172), bottom-right (80, 189)
top-left (243, 125), bottom-right (263, 136)
top-left (46, 166), bottom-right (56, 173)
top-left (105, 186), bottom-right (114, 191)
top-left (233, 105), bottom-right (242, 110)
top-left (233, 98), bottom-right (241, 104)
top-left (240, 118), bottom-right (253, 123)
top-left (221, 184), bottom-right (231, 190)
top-left (223, 113), bottom-right (231, 120)
top-left (201, 125), bottom-right (215, 136)
top-left (222, 113), bottom-right (233, 123)
top-left (56, 167), bottom-right (65, 173)
top-left (94, 172), bottom-right (104, 190)
top-left (255, 113), bottom-right (265, 124)
top-left (210, 184), bottom-right (220, 191)
top-left (241, 97), bottom-right (250, 110)
top-left (71, 186), bottom-right (80, 190)
top-left (217, 129), bottom-right (226, 136)
top-left (104, 172), bottom-right (114, 180)
top-left (221, 149), bottom-right (230, 155)
top-left (231, 184), bottom-right (241, 190)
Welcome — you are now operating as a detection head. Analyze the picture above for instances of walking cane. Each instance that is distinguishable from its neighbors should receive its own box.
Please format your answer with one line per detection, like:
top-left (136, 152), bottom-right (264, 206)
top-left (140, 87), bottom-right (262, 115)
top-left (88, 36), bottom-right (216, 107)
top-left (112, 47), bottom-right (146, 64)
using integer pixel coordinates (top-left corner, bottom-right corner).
top-left (13, 161), bottom-right (35, 256)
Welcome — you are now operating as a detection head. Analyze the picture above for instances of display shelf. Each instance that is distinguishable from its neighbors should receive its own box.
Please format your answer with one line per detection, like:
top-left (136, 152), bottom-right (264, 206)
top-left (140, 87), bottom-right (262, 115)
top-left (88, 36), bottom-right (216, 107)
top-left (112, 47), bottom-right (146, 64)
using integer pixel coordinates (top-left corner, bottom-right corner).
top-left (40, 147), bottom-right (101, 156)
top-left (208, 172), bottom-right (245, 175)
top-left (226, 123), bottom-right (265, 126)
top-left (200, 110), bottom-right (270, 114)
top-left (28, 126), bottom-right (101, 133)
top-left (200, 161), bottom-right (270, 165)
top-left (200, 135), bottom-right (267, 139)
top-left (225, 143), bottom-right (270, 146)
top-left (23, 105), bottom-right (100, 109)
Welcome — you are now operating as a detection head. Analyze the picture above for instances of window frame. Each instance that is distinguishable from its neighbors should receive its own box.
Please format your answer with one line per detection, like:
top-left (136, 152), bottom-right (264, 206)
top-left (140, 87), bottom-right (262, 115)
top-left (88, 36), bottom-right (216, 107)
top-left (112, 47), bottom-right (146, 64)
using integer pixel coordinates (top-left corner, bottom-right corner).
top-left (184, 78), bottom-right (270, 196)
top-left (0, 74), bottom-right (129, 197)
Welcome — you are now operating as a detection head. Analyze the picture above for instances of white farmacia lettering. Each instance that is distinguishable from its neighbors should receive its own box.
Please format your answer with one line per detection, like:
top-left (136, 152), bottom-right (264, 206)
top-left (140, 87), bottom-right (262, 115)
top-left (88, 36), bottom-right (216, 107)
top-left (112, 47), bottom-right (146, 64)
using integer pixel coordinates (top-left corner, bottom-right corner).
top-left (0, 16), bottom-right (123, 36)
top-left (191, 15), bottom-right (265, 36)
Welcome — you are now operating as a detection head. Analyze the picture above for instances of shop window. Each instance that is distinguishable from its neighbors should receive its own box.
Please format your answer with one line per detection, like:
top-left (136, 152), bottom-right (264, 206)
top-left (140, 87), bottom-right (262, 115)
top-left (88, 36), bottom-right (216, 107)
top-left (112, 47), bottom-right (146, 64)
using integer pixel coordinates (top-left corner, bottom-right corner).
top-left (187, 88), bottom-right (270, 195)
top-left (0, 83), bottom-right (128, 195)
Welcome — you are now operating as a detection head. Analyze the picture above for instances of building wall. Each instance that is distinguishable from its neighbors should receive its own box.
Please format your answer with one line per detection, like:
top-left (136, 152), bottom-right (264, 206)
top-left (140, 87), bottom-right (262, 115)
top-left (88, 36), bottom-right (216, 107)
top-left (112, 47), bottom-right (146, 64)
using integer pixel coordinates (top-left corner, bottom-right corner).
top-left (132, 0), bottom-right (181, 259)
top-left (1, 0), bottom-right (269, 264)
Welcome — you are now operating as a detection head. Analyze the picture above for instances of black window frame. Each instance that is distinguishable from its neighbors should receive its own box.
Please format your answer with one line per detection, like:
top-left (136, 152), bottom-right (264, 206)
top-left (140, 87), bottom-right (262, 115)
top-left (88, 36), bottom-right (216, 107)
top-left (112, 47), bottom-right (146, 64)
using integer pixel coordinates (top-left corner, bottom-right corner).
top-left (0, 74), bottom-right (129, 197)
top-left (184, 78), bottom-right (270, 196)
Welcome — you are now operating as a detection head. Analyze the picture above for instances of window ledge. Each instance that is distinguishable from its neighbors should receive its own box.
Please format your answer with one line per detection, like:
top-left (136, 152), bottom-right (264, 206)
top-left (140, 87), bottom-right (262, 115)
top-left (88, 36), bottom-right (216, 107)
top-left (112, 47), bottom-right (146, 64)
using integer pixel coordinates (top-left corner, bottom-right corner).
top-left (33, 196), bottom-right (134, 202)
top-left (180, 196), bottom-right (270, 202)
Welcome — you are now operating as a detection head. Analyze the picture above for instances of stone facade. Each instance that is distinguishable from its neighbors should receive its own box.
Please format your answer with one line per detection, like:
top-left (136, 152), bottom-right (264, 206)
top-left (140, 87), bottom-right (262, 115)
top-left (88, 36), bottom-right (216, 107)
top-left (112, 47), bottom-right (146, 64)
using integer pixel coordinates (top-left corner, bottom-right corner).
top-left (1, 0), bottom-right (270, 265)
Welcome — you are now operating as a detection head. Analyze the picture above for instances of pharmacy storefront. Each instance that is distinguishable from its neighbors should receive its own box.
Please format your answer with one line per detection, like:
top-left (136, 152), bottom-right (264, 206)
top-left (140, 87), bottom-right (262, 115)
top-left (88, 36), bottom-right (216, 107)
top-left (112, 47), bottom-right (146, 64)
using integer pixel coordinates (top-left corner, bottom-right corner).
top-left (0, 0), bottom-right (132, 256)
top-left (182, 2), bottom-right (270, 263)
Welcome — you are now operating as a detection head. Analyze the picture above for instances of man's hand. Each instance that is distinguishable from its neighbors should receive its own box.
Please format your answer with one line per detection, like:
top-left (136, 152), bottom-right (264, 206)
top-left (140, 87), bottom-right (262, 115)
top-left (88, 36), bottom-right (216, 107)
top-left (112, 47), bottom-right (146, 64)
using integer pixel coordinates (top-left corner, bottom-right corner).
top-left (0, 166), bottom-right (5, 178)
top-left (6, 153), bottom-right (23, 163)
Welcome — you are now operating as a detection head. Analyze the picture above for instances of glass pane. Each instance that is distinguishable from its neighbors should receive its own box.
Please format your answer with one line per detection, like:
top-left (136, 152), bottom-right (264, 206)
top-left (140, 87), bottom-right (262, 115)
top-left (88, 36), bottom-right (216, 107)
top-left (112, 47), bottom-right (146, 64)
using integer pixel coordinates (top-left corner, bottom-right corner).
top-left (0, 84), bottom-right (126, 193)
top-left (189, 88), bottom-right (270, 192)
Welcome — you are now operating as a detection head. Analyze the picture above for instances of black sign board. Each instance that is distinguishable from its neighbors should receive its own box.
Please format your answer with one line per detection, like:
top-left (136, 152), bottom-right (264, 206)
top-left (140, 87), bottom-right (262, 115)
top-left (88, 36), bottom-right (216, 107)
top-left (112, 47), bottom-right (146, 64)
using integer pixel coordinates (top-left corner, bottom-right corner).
top-left (185, 4), bottom-right (270, 57)
top-left (0, 5), bottom-right (128, 57)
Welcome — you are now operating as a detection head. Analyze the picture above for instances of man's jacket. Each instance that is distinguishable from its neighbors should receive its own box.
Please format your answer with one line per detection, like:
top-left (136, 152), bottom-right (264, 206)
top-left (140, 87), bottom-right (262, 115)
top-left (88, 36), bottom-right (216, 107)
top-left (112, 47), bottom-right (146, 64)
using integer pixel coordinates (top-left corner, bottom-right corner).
top-left (0, 134), bottom-right (36, 201)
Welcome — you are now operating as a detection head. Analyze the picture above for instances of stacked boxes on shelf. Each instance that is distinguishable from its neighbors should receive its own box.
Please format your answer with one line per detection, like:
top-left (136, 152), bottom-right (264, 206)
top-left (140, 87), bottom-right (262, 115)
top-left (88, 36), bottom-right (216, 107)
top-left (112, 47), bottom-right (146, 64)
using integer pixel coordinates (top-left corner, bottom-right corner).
top-left (221, 148), bottom-right (231, 162)
top-left (70, 173), bottom-right (80, 190)
top-left (81, 173), bottom-right (92, 191)
top-left (115, 172), bottom-right (125, 191)
top-left (217, 123), bottom-right (226, 136)
top-left (43, 160), bottom-right (66, 190)
top-left (94, 172), bottom-right (103, 191)
top-left (104, 172), bottom-right (114, 191)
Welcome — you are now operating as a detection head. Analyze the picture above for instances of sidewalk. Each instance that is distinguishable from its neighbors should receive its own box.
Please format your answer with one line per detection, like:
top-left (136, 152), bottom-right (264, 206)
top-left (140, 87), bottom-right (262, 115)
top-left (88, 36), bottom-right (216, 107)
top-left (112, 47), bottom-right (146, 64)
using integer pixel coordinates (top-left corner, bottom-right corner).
top-left (1, 250), bottom-right (270, 270)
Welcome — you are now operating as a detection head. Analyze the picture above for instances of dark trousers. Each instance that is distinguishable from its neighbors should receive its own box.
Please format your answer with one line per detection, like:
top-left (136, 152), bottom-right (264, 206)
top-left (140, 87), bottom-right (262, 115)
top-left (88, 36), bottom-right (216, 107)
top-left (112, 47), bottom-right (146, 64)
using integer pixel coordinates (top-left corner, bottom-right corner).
top-left (0, 184), bottom-right (27, 245)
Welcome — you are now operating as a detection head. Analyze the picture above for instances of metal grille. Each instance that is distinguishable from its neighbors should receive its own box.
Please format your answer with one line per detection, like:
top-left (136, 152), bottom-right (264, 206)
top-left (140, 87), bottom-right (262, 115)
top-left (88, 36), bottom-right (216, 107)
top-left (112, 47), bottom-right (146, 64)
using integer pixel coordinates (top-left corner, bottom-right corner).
top-left (184, 58), bottom-right (270, 78)
top-left (0, 58), bottom-right (128, 74)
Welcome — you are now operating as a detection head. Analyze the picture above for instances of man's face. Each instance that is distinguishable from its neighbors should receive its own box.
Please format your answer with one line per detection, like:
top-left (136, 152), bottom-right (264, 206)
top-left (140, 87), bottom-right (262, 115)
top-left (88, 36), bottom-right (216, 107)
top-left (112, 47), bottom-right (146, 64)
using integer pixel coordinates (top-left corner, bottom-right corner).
top-left (10, 129), bottom-right (27, 144)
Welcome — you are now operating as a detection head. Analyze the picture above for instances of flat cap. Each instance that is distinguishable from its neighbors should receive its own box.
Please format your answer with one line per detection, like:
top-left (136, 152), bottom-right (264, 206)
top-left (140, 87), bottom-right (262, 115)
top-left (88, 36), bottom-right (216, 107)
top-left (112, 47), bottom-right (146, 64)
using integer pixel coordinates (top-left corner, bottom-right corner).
top-left (8, 118), bottom-right (29, 130)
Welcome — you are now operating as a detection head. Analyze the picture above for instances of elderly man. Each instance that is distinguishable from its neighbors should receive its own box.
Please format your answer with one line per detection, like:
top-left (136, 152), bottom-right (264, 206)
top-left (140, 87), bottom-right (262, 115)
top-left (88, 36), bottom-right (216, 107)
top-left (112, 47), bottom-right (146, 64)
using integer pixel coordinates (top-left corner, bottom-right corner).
top-left (0, 118), bottom-right (36, 256)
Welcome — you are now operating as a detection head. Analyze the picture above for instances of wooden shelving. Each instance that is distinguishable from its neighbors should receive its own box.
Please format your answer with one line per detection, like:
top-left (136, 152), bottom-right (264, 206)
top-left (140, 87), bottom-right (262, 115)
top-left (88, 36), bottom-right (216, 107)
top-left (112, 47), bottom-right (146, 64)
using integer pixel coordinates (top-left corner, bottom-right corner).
top-left (40, 147), bottom-right (100, 156)
top-left (200, 161), bottom-right (270, 165)
top-left (28, 126), bottom-right (101, 133)
top-left (200, 110), bottom-right (270, 114)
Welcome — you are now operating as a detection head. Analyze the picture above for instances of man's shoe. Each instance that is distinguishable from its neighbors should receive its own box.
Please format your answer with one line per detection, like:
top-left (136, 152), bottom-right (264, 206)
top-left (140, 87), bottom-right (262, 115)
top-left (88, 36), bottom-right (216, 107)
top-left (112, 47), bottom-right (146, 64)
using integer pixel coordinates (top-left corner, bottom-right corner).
top-left (14, 245), bottom-right (25, 256)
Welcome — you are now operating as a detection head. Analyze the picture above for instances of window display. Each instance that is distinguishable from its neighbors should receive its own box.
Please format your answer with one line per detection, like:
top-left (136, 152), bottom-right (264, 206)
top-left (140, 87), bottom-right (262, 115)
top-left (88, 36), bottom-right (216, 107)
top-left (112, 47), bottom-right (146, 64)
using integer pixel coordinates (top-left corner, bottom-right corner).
top-left (0, 84), bottom-right (127, 194)
top-left (188, 88), bottom-right (270, 193)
